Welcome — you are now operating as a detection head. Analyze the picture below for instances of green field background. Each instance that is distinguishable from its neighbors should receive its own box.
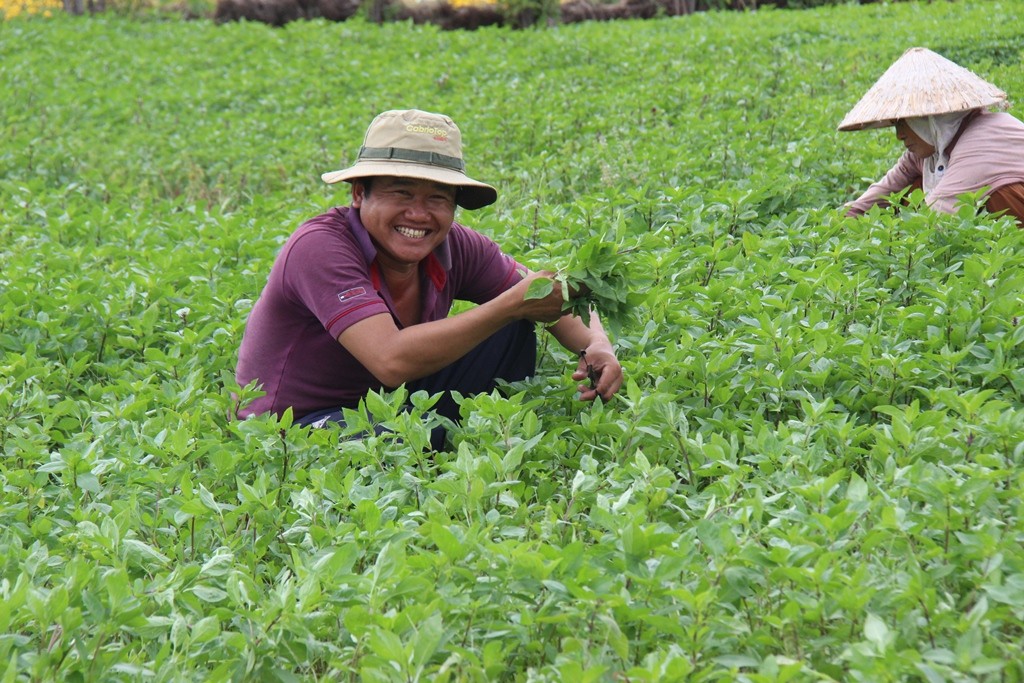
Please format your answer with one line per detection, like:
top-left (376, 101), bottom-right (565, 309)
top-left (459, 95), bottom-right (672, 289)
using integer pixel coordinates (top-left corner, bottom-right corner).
top-left (2, 2), bottom-right (1024, 681)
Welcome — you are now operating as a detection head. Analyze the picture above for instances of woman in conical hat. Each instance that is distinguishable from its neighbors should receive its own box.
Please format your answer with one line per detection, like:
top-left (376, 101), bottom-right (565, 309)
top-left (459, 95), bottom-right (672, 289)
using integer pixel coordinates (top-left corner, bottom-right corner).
top-left (840, 47), bottom-right (1024, 225)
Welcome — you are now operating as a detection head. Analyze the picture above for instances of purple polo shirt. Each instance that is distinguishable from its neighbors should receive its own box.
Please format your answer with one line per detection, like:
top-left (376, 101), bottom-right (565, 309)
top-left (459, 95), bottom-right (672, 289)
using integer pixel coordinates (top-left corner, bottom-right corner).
top-left (235, 206), bottom-right (523, 419)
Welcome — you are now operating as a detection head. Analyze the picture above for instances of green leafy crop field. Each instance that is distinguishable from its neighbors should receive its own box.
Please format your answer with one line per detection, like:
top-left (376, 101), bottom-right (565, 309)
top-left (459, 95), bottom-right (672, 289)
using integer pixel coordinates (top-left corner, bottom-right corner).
top-left (2, 2), bottom-right (1024, 680)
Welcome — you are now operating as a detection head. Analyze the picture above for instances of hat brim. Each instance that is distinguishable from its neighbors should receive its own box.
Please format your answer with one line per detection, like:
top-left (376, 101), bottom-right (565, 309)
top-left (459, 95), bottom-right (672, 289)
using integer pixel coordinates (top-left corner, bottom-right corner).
top-left (321, 160), bottom-right (497, 210)
top-left (838, 101), bottom-right (1002, 132)
top-left (837, 47), bottom-right (1007, 132)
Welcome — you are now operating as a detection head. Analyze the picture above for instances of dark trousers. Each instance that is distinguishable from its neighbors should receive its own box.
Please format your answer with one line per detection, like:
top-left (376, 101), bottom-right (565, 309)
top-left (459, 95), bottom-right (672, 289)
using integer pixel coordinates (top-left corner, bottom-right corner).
top-left (296, 320), bottom-right (537, 449)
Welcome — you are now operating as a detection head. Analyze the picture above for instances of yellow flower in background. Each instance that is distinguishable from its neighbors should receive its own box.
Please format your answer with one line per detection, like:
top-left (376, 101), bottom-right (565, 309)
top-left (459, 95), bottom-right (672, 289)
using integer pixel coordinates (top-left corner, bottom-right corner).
top-left (1, 0), bottom-right (62, 18)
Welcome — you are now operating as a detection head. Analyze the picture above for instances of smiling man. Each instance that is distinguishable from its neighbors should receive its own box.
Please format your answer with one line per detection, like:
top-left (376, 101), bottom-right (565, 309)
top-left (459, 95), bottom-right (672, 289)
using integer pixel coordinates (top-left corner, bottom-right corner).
top-left (234, 109), bottom-right (622, 447)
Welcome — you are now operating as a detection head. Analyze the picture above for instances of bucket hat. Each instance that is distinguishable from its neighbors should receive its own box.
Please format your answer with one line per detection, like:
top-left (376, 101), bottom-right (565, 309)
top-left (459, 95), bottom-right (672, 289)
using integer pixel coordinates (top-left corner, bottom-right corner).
top-left (838, 47), bottom-right (1007, 131)
top-left (322, 109), bottom-right (497, 210)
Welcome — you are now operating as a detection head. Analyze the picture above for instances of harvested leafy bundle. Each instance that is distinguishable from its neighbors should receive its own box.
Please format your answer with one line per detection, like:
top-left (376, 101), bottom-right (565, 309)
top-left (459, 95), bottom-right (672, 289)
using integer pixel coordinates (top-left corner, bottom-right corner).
top-left (524, 233), bottom-right (651, 336)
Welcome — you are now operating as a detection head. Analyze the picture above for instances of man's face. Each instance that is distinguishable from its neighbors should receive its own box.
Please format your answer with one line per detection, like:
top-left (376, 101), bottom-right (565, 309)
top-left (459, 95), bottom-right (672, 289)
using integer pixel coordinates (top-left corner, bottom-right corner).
top-left (894, 120), bottom-right (936, 158)
top-left (352, 176), bottom-right (458, 271)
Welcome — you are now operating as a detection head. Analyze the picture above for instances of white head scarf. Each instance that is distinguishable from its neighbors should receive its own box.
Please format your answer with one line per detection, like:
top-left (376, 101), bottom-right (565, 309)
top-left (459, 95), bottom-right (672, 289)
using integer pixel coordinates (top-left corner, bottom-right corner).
top-left (905, 111), bottom-right (974, 193)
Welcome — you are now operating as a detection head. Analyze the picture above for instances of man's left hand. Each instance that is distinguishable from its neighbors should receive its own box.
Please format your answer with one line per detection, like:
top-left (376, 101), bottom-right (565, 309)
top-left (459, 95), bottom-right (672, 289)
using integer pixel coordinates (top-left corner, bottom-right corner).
top-left (573, 346), bottom-right (623, 402)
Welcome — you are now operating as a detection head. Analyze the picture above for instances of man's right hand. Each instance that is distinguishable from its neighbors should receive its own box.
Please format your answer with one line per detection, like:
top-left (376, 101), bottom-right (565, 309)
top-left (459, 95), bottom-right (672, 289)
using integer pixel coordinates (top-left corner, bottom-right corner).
top-left (508, 270), bottom-right (572, 324)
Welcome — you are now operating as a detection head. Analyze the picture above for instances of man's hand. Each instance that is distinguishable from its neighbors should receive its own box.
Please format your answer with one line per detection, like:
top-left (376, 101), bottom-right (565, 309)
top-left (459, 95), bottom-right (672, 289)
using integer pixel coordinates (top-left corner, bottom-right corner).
top-left (510, 270), bottom-right (573, 324)
top-left (573, 345), bottom-right (622, 402)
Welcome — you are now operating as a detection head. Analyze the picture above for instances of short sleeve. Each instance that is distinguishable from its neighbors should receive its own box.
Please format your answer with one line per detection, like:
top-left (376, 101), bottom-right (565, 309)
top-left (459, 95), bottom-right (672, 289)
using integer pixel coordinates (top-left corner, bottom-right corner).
top-left (279, 227), bottom-right (390, 339)
top-left (446, 225), bottom-right (524, 303)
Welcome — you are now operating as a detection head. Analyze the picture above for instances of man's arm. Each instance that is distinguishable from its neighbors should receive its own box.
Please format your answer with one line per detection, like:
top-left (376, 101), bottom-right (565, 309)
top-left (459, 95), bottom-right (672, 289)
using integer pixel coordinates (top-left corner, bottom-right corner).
top-left (339, 270), bottom-right (567, 388)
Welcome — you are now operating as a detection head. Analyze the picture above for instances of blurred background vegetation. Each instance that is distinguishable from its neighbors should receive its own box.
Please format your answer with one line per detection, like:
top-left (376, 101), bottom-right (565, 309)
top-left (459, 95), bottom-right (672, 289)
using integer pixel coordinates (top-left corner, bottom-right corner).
top-left (0, 0), bottom-right (913, 28)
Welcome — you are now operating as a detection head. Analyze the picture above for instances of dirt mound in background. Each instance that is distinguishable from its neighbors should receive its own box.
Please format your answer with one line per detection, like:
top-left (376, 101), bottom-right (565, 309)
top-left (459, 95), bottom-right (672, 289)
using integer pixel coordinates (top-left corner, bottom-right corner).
top-left (214, 0), bottom-right (714, 29)
top-left (214, 0), bottom-right (358, 26)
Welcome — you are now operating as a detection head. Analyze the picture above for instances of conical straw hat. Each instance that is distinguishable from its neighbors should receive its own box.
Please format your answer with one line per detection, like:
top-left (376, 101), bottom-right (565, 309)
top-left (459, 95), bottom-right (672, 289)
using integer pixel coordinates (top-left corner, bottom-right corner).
top-left (838, 47), bottom-right (1007, 131)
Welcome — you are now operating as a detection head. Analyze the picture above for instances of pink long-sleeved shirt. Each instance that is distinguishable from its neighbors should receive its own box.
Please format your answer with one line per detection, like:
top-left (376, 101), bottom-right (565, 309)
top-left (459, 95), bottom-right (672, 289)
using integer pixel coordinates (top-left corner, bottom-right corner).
top-left (846, 112), bottom-right (1024, 216)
